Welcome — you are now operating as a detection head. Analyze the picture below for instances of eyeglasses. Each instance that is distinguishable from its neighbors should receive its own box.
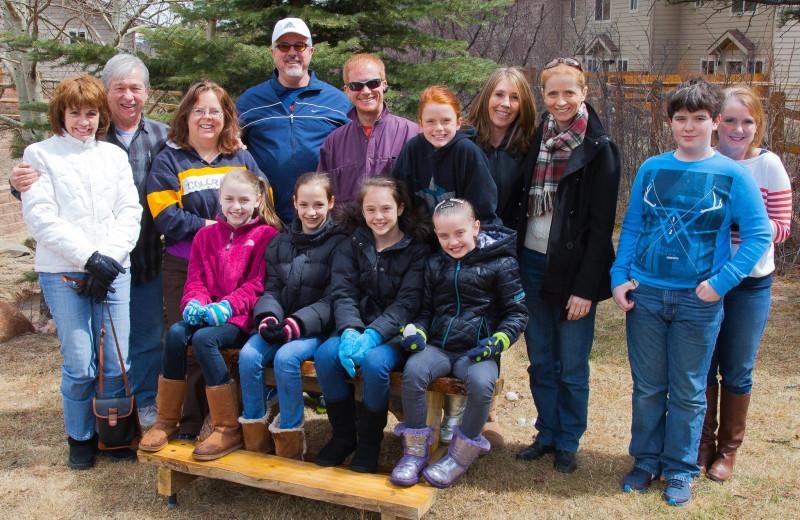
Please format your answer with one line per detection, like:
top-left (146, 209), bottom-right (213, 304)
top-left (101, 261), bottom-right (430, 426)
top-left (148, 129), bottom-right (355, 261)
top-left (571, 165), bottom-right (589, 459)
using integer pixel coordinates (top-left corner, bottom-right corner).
top-left (191, 108), bottom-right (223, 118)
top-left (274, 42), bottom-right (308, 53)
top-left (543, 57), bottom-right (583, 72)
top-left (434, 198), bottom-right (467, 211)
top-left (345, 78), bottom-right (384, 91)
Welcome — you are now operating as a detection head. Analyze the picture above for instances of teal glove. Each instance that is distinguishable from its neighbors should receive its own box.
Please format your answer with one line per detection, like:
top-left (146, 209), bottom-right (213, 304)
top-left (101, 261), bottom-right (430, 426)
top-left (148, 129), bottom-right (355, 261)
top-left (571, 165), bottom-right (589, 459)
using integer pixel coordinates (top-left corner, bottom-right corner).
top-left (351, 329), bottom-right (382, 367)
top-left (182, 300), bottom-right (206, 326)
top-left (400, 324), bottom-right (428, 353)
top-left (203, 300), bottom-right (232, 326)
top-left (467, 332), bottom-right (510, 362)
top-left (338, 329), bottom-right (362, 378)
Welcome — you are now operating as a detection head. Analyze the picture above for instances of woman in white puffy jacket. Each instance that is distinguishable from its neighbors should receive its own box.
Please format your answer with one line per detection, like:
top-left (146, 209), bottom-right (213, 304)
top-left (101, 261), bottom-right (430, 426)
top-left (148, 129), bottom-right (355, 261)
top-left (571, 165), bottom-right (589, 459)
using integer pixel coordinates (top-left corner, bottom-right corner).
top-left (21, 75), bottom-right (142, 470)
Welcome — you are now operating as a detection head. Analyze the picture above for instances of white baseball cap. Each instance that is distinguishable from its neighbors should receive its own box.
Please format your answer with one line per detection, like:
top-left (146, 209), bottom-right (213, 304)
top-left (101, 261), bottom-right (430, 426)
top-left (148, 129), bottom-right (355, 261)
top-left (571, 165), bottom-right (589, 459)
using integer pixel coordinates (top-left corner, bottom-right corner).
top-left (272, 18), bottom-right (312, 46)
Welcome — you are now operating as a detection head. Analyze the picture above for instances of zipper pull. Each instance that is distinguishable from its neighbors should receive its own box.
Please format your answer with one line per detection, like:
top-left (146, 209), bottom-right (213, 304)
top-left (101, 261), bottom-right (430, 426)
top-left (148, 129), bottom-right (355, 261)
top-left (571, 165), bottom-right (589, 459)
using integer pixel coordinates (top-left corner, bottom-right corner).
top-left (226, 230), bottom-right (234, 250)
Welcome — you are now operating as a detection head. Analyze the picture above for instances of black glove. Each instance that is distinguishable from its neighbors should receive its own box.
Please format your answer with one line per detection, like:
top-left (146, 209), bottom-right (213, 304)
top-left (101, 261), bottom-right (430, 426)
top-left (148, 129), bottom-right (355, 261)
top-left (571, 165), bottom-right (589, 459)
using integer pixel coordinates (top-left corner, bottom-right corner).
top-left (258, 317), bottom-right (285, 345)
top-left (81, 274), bottom-right (116, 303)
top-left (84, 252), bottom-right (125, 287)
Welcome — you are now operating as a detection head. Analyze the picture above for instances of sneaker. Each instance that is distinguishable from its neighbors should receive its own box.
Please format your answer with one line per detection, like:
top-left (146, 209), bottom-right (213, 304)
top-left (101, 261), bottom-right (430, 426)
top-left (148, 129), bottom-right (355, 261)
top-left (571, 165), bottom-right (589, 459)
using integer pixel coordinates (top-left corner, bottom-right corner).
top-left (664, 478), bottom-right (692, 506)
top-left (621, 466), bottom-right (656, 493)
top-left (554, 450), bottom-right (578, 473)
top-left (67, 435), bottom-right (98, 470)
top-left (176, 434), bottom-right (197, 441)
top-left (315, 395), bottom-right (327, 414)
top-left (516, 440), bottom-right (555, 461)
top-left (265, 386), bottom-right (278, 402)
top-left (138, 404), bottom-right (158, 428)
top-left (101, 448), bottom-right (137, 463)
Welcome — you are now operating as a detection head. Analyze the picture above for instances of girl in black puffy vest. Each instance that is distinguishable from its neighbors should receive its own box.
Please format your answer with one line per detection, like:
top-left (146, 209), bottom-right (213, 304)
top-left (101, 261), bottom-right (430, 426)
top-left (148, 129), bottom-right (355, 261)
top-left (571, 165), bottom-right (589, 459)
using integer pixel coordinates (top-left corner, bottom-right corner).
top-left (237, 172), bottom-right (347, 460)
top-left (313, 176), bottom-right (432, 474)
top-left (391, 198), bottom-right (527, 488)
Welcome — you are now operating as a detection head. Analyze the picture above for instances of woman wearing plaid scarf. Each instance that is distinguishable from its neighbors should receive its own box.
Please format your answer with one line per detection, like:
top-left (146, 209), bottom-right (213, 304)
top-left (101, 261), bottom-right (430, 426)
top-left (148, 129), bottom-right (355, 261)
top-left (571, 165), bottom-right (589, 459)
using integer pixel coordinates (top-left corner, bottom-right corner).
top-left (514, 58), bottom-right (621, 473)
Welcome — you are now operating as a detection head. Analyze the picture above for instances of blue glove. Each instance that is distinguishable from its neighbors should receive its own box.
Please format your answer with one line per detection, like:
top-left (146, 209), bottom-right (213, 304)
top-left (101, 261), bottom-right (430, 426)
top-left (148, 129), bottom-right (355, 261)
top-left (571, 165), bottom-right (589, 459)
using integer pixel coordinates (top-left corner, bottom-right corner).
top-left (203, 300), bottom-right (232, 326)
top-left (351, 328), bottom-right (382, 367)
top-left (467, 332), bottom-right (510, 362)
top-left (400, 324), bottom-right (428, 353)
top-left (182, 300), bottom-right (206, 326)
top-left (338, 329), bottom-right (362, 378)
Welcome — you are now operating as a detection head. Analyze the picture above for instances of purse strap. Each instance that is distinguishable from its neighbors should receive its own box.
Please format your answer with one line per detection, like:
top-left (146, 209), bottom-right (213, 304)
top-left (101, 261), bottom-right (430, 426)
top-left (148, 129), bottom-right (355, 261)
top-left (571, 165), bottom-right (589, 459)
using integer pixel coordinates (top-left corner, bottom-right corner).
top-left (61, 275), bottom-right (132, 398)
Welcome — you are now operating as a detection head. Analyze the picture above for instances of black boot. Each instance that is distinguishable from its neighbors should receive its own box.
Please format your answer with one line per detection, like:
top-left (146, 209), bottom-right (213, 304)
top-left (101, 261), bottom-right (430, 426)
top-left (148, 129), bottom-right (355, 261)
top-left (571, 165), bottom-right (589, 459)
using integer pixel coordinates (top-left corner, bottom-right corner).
top-left (314, 394), bottom-right (358, 467)
top-left (67, 434), bottom-right (98, 470)
top-left (350, 403), bottom-right (388, 473)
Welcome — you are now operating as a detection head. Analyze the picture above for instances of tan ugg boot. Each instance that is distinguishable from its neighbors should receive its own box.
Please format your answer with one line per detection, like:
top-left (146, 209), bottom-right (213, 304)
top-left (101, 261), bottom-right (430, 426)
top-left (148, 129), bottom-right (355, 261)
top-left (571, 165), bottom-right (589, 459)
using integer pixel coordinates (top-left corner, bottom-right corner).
top-left (269, 413), bottom-right (306, 461)
top-left (697, 383), bottom-right (719, 474)
top-left (239, 400), bottom-right (280, 454)
top-left (139, 377), bottom-right (187, 452)
top-left (191, 381), bottom-right (243, 460)
top-left (708, 390), bottom-right (750, 482)
top-left (482, 393), bottom-right (505, 449)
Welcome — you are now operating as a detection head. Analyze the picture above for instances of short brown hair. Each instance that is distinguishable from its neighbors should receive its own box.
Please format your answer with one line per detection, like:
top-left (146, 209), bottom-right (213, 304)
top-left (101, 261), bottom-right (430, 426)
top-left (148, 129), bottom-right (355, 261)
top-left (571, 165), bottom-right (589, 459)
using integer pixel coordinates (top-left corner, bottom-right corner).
top-left (168, 79), bottom-right (241, 155)
top-left (343, 54), bottom-right (386, 83)
top-left (666, 77), bottom-right (724, 120)
top-left (48, 75), bottom-right (111, 139)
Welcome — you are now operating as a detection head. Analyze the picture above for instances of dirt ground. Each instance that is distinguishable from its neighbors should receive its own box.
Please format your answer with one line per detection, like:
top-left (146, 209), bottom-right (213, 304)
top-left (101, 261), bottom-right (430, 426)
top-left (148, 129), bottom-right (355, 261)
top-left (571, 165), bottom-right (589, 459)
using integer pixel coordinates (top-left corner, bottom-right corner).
top-left (0, 138), bottom-right (798, 519)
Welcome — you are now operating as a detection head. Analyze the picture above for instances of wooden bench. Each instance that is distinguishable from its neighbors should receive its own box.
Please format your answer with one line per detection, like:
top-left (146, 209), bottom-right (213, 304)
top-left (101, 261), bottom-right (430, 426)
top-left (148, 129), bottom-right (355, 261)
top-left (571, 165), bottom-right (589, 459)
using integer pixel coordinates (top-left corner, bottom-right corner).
top-left (142, 349), bottom-right (503, 518)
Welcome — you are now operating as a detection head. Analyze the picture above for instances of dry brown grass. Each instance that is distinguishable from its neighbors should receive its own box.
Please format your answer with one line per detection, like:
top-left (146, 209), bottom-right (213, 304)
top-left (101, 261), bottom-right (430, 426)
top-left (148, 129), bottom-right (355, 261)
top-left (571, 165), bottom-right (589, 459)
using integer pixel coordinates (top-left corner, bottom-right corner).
top-left (1, 277), bottom-right (799, 520)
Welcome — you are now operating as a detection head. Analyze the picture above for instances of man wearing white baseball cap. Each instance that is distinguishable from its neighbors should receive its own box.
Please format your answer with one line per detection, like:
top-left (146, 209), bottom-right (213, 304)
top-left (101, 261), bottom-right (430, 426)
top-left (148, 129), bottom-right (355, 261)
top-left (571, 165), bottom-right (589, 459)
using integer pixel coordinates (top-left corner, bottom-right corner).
top-left (237, 17), bottom-right (351, 222)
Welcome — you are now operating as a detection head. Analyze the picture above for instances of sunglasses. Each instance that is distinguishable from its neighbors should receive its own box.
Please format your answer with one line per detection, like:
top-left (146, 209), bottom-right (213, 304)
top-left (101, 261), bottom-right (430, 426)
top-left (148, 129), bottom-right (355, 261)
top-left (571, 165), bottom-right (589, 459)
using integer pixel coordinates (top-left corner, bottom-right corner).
top-left (345, 78), bottom-right (384, 91)
top-left (544, 57), bottom-right (583, 72)
top-left (274, 42), bottom-right (308, 53)
top-left (434, 198), bottom-right (468, 211)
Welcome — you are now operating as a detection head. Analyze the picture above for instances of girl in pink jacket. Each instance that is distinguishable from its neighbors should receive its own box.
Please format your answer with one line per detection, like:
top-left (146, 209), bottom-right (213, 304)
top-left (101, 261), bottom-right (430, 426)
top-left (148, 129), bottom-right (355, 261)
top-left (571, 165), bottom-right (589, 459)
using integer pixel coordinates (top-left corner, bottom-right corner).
top-left (140, 169), bottom-right (281, 460)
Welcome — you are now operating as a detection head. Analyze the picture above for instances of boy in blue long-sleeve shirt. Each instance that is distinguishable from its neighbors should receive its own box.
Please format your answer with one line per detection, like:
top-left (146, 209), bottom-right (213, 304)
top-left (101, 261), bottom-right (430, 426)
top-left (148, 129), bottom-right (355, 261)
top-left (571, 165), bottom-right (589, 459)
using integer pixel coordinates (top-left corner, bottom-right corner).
top-left (610, 78), bottom-right (770, 507)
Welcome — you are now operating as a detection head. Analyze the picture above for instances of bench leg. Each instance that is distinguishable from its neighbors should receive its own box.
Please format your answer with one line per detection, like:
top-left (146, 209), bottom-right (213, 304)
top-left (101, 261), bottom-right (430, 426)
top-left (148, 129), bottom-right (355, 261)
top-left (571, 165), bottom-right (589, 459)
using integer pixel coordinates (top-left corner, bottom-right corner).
top-left (157, 467), bottom-right (198, 498)
top-left (425, 391), bottom-right (444, 457)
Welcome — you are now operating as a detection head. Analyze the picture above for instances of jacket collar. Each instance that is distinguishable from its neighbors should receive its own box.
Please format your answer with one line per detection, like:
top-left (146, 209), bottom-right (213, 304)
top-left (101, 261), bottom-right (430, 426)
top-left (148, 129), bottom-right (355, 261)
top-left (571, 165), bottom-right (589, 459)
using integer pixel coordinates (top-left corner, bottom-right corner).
top-left (55, 131), bottom-right (97, 149)
top-left (346, 102), bottom-right (391, 125)
top-left (270, 68), bottom-right (323, 92)
top-left (215, 214), bottom-right (262, 234)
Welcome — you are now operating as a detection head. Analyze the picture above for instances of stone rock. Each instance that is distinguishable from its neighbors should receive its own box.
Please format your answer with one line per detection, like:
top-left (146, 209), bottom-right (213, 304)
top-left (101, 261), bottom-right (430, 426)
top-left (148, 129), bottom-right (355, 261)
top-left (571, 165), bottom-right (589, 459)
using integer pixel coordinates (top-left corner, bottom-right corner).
top-left (0, 300), bottom-right (36, 342)
top-left (0, 242), bottom-right (33, 258)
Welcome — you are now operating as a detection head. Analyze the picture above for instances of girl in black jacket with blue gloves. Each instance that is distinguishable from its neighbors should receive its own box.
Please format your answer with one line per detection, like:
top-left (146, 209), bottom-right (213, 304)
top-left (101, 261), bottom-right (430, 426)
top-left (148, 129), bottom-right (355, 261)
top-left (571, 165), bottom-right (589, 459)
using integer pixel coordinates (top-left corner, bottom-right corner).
top-left (313, 176), bottom-right (432, 474)
top-left (238, 172), bottom-right (347, 460)
top-left (391, 198), bottom-right (527, 488)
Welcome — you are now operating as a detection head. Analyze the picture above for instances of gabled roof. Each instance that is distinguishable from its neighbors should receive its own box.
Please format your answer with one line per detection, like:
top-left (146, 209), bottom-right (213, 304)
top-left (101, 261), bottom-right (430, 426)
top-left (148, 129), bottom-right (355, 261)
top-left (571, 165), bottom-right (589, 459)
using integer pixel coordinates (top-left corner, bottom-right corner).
top-left (708, 29), bottom-right (756, 57)
top-left (578, 33), bottom-right (620, 56)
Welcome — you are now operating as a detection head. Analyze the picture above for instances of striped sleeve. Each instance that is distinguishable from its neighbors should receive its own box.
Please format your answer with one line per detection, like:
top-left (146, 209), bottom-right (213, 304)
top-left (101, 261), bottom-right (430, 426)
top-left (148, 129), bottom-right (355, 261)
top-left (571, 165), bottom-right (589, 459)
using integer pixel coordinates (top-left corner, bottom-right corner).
top-left (766, 187), bottom-right (792, 243)
top-left (731, 152), bottom-right (792, 245)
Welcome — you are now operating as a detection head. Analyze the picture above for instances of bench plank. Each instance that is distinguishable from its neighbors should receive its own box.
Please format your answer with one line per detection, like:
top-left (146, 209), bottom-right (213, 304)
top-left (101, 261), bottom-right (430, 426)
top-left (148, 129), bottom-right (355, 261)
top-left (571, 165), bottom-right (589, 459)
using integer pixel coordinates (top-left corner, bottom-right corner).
top-left (139, 440), bottom-right (436, 520)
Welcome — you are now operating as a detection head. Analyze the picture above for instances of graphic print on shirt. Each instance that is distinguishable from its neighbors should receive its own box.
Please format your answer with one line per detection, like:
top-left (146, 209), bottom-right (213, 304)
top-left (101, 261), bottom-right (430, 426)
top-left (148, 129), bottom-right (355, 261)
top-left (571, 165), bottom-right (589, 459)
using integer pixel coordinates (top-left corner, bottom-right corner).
top-left (633, 168), bottom-right (732, 286)
top-left (417, 176), bottom-right (455, 211)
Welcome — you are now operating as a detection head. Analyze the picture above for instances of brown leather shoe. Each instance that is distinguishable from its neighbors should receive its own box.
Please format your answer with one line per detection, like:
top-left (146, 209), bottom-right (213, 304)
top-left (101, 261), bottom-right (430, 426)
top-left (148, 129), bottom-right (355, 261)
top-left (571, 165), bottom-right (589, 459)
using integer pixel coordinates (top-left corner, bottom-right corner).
top-left (708, 390), bottom-right (750, 481)
top-left (139, 377), bottom-right (187, 452)
top-left (697, 383), bottom-right (719, 474)
top-left (269, 413), bottom-right (306, 460)
top-left (191, 381), bottom-right (243, 460)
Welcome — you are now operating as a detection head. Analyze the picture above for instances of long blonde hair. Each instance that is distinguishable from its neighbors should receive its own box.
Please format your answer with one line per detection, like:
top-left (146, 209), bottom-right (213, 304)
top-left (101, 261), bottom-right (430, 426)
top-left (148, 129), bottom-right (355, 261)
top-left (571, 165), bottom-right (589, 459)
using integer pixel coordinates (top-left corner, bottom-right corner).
top-left (220, 170), bottom-right (283, 230)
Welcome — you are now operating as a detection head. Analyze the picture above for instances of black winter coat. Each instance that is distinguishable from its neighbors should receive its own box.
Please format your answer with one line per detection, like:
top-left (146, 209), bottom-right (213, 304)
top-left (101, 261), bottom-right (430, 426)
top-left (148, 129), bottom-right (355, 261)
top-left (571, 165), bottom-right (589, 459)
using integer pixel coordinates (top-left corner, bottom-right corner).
top-left (416, 226), bottom-right (528, 352)
top-left (331, 225), bottom-right (430, 344)
top-left (252, 217), bottom-right (347, 337)
top-left (515, 102), bottom-right (621, 316)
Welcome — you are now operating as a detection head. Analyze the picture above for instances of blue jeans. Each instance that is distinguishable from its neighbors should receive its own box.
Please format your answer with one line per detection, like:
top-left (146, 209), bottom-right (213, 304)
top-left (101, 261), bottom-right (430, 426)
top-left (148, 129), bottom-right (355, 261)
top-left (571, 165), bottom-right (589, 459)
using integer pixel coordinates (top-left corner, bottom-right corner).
top-left (626, 283), bottom-right (723, 482)
top-left (402, 346), bottom-right (498, 439)
top-left (707, 274), bottom-right (771, 394)
top-left (40, 271), bottom-right (132, 441)
top-left (128, 269), bottom-right (163, 408)
top-left (239, 334), bottom-right (322, 427)
top-left (161, 321), bottom-right (249, 387)
top-left (519, 248), bottom-right (597, 453)
top-left (315, 336), bottom-right (403, 411)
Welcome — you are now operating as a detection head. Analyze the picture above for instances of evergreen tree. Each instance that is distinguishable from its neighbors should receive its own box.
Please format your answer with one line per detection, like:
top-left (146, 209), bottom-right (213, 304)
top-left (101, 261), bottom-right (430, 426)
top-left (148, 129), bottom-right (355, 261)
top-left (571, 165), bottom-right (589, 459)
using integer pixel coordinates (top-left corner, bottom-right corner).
top-left (142, 0), bottom-right (513, 117)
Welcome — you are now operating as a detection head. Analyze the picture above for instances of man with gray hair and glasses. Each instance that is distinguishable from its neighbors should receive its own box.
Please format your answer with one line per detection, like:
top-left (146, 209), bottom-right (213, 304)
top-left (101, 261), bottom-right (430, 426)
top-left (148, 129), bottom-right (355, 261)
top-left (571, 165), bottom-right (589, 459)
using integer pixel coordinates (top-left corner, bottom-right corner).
top-left (10, 54), bottom-right (169, 439)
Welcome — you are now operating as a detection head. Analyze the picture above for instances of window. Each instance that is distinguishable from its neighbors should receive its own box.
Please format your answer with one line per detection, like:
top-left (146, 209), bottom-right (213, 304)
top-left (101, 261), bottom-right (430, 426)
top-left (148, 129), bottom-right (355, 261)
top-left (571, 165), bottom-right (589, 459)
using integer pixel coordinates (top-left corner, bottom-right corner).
top-left (570, 0), bottom-right (576, 18)
top-left (731, 1), bottom-right (756, 14)
top-left (701, 59), bottom-right (716, 74)
top-left (726, 60), bottom-right (743, 74)
top-left (695, 0), bottom-right (704, 8)
top-left (68, 31), bottom-right (86, 44)
top-left (630, 0), bottom-right (638, 11)
top-left (585, 58), bottom-right (599, 72)
top-left (595, 0), bottom-right (611, 21)
top-left (617, 59), bottom-right (629, 71)
top-left (747, 60), bottom-right (763, 74)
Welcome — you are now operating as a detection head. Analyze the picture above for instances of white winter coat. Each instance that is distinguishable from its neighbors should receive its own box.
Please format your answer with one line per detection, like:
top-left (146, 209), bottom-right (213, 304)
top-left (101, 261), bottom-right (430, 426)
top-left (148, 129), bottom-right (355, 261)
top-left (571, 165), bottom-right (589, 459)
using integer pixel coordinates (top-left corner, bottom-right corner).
top-left (22, 132), bottom-right (142, 273)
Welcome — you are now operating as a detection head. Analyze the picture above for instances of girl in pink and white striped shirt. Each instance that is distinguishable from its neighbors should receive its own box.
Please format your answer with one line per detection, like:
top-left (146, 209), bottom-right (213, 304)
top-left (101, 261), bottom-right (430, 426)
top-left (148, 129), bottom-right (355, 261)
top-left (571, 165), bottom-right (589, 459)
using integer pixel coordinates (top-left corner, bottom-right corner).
top-left (698, 85), bottom-right (792, 482)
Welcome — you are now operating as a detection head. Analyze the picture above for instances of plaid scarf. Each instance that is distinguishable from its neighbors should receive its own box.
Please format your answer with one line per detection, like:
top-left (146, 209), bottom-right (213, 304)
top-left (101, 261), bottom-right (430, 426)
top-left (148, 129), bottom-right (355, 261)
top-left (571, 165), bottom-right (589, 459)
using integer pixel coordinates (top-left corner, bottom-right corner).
top-left (527, 103), bottom-right (588, 216)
